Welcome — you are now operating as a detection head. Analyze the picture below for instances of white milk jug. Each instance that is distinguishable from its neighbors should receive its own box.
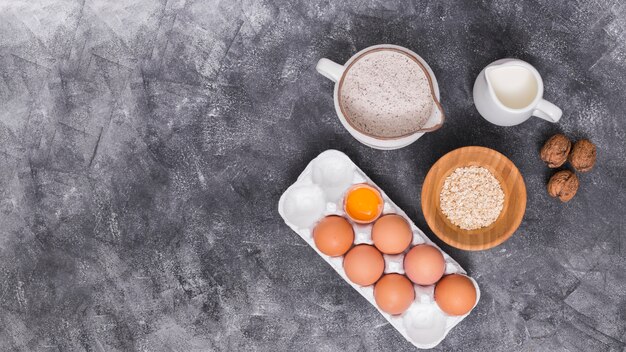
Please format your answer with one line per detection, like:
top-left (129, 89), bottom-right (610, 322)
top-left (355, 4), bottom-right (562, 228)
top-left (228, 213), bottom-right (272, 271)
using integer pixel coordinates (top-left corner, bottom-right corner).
top-left (473, 59), bottom-right (562, 126)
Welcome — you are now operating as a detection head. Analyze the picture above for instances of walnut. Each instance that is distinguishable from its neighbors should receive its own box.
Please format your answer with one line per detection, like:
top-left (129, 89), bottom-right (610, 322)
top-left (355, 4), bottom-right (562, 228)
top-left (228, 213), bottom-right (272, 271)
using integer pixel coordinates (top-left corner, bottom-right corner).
top-left (547, 170), bottom-right (579, 202)
top-left (569, 139), bottom-right (596, 172)
top-left (540, 134), bottom-right (571, 168)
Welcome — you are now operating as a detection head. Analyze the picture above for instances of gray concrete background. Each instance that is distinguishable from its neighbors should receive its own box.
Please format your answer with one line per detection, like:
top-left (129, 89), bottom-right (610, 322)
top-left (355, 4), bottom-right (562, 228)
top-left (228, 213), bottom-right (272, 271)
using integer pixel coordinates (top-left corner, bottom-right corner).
top-left (0, 0), bottom-right (625, 351)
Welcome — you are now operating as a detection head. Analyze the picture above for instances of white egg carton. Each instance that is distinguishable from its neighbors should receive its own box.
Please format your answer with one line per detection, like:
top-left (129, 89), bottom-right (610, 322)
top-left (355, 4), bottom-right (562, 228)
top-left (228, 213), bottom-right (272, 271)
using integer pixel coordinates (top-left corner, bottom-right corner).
top-left (278, 150), bottom-right (480, 349)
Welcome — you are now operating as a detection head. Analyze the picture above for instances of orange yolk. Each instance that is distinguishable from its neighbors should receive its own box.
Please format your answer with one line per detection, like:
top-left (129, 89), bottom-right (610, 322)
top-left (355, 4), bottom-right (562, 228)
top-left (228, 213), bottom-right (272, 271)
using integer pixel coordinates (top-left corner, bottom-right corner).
top-left (345, 185), bottom-right (382, 223)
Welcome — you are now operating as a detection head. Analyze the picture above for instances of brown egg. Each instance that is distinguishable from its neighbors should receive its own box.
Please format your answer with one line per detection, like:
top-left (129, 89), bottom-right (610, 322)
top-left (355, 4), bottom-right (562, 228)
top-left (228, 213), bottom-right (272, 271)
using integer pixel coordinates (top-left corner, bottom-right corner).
top-left (343, 244), bottom-right (384, 286)
top-left (371, 214), bottom-right (413, 254)
top-left (404, 244), bottom-right (445, 285)
top-left (313, 216), bottom-right (354, 257)
top-left (374, 274), bottom-right (415, 315)
top-left (434, 274), bottom-right (477, 316)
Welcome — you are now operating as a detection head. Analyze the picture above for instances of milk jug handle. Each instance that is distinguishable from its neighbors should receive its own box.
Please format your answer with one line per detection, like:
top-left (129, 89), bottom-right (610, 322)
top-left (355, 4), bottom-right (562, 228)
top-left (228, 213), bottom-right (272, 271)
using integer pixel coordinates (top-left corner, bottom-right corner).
top-left (533, 99), bottom-right (562, 123)
top-left (316, 58), bottom-right (344, 82)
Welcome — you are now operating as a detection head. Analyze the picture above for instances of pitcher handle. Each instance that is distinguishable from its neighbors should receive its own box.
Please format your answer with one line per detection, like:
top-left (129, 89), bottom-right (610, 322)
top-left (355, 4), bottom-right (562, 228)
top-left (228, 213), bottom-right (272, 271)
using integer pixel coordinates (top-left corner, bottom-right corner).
top-left (316, 58), bottom-right (344, 82)
top-left (533, 99), bottom-right (562, 123)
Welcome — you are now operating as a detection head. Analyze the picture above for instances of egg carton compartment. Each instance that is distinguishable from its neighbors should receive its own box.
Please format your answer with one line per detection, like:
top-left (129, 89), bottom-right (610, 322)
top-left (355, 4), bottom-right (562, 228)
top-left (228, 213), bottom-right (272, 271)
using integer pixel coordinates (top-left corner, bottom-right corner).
top-left (278, 150), bottom-right (481, 349)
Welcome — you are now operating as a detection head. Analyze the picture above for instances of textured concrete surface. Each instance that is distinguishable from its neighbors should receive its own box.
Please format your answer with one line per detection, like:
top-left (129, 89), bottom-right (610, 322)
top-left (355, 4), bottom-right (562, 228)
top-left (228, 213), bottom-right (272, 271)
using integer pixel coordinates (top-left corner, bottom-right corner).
top-left (0, 1), bottom-right (625, 351)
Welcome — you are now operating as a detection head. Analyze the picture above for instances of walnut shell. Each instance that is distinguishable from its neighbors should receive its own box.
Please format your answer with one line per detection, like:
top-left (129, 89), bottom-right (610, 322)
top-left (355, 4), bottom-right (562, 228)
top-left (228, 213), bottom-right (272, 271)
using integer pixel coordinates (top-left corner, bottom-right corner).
top-left (547, 170), bottom-right (579, 202)
top-left (540, 134), bottom-right (571, 168)
top-left (569, 139), bottom-right (596, 172)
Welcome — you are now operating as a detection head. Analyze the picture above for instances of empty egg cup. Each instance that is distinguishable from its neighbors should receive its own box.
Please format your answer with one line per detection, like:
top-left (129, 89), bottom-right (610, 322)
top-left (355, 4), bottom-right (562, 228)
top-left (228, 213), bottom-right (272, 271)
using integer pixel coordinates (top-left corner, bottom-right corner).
top-left (403, 298), bottom-right (448, 346)
top-left (311, 150), bottom-right (355, 201)
top-left (280, 183), bottom-right (326, 229)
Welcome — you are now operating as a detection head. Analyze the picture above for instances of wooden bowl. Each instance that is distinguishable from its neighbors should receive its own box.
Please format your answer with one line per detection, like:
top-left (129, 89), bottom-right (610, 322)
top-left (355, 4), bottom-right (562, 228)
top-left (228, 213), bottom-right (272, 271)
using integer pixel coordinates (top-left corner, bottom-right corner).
top-left (421, 146), bottom-right (526, 251)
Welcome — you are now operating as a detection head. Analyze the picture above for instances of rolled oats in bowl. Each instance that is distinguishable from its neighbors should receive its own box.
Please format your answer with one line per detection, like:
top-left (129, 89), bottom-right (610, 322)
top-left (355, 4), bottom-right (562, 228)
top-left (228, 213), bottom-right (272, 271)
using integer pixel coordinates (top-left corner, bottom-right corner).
top-left (439, 166), bottom-right (504, 230)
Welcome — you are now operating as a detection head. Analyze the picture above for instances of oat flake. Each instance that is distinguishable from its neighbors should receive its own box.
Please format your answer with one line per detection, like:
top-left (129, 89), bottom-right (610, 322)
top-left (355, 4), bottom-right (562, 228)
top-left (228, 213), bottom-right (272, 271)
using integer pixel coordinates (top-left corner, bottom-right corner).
top-left (439, 166), bottom-right (504, 230)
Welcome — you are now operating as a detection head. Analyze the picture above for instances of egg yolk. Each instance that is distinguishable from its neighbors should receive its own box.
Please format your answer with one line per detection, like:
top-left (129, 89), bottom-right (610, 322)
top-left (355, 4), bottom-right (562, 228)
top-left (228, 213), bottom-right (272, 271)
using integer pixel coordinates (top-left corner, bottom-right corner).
top-left (345, 185), bottom-right (382, 223)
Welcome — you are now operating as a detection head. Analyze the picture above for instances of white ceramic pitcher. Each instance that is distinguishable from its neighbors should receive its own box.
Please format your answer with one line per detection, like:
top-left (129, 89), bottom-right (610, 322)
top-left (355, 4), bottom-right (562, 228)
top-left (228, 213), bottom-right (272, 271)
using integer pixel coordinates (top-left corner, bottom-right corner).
top-left (473, 59), bottom-right (562, 126)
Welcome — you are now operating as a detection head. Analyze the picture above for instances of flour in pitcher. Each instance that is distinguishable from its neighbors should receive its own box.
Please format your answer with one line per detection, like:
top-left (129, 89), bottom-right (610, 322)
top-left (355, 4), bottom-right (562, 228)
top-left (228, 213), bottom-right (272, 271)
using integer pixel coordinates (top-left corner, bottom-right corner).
top-left (339, 49), bottom-right (435, 138)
